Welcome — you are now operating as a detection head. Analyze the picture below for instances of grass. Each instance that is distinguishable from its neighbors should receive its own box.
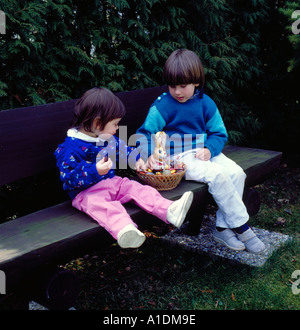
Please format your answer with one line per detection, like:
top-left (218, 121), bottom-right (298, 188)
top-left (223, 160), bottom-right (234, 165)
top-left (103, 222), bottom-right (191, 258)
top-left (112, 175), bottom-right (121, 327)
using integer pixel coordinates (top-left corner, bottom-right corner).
top-left (62, 163), bottom-right (300, 310)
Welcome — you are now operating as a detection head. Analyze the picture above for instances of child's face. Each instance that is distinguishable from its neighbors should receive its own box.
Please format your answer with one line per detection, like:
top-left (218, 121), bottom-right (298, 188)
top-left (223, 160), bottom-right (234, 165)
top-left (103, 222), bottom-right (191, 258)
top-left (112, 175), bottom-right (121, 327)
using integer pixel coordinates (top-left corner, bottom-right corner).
top-left (97, 118), bottom-right (122, 140)
top-left (168, 84), bottom-right (199, 103)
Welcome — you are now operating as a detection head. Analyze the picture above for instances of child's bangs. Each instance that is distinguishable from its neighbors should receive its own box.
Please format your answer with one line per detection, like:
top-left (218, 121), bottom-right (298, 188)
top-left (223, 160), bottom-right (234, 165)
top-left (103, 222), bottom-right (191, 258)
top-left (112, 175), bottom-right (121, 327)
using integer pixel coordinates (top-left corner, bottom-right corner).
top-left (164, 64), bottom-right (193, 86)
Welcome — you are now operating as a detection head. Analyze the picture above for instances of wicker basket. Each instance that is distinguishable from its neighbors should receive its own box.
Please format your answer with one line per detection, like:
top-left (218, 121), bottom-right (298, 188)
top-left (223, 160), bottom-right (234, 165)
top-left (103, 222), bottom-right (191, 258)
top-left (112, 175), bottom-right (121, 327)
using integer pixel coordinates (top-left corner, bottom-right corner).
top-left (136, 168), bottom-right (186, 191)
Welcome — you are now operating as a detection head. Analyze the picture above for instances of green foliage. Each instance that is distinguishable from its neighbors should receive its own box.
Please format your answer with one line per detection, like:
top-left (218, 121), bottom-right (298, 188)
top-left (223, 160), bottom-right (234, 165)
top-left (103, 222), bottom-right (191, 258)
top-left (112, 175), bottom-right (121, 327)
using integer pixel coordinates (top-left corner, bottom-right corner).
top-left (0, 0), bottom-right (185, 109)
top-left (241, 0), bottom-right (300, 153)
top-left (0, 0), bottom-right (298, 149)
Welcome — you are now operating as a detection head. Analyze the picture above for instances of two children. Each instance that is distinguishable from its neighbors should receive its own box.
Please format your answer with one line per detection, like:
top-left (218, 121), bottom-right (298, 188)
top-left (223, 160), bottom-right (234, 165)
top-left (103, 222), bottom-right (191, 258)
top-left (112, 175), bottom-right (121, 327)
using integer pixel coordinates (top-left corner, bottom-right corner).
top-left (137, 49), bottom-right (265, 253)
top-left (55, 87), bottom-right (193, 249)
top-left (55, 49), bottom-right (265, 254)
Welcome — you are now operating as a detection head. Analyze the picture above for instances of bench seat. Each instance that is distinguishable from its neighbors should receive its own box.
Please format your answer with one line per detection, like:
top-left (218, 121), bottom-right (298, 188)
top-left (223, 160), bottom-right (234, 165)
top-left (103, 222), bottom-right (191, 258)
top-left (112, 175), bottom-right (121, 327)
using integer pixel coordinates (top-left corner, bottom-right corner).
top-left (0, 145), bottom-right (281, 289)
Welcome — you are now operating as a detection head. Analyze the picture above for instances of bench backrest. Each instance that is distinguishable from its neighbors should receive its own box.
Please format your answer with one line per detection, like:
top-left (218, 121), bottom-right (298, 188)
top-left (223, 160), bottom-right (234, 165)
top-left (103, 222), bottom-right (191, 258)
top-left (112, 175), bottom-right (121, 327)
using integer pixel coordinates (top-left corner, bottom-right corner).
top-left (0, 86), bottom-right (168, 186)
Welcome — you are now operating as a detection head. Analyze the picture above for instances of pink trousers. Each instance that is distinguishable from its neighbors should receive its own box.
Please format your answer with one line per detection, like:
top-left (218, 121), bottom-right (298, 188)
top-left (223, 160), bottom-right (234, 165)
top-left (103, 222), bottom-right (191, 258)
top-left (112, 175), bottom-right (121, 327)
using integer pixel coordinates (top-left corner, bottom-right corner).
top-left (72, 176), bottom-right (173, 239)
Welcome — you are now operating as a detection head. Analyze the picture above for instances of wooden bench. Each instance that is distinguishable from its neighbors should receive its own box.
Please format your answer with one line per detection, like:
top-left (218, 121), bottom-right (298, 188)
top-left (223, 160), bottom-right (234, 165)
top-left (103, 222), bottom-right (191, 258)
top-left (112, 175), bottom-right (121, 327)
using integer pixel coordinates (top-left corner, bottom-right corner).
top-left (0, 86), bottom-right (282, 309)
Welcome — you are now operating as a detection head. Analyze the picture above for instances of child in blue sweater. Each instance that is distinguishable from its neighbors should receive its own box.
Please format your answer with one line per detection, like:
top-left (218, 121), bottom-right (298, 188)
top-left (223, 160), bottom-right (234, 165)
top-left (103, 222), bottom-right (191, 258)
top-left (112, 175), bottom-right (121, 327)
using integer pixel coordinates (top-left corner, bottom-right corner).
top-left (137, 49), bottom-right (265, 253)
top-left (55, 87), bottom-right (193, 249)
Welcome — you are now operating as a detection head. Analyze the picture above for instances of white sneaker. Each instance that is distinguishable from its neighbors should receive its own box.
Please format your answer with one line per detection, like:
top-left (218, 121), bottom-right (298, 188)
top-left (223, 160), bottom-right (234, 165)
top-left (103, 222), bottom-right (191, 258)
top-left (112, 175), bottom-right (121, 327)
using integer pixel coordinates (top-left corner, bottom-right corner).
top-left (213, 228), bottom-right (245, 251)
top-left (117, 224), bottom-right (146, 249)
top-left (236, 228), bottom-right (265, 253)
top-left (167, 191), bottom-right (193, 228)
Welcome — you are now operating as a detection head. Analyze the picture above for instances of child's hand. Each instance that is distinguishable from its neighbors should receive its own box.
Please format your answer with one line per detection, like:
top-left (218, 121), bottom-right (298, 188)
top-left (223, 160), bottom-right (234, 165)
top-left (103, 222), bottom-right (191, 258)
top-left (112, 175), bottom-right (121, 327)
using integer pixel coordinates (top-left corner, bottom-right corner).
top-left (135, 158), bottom-right (147, 171)
top-left (96, 157), bottom-right (113, 175)
top-left (195, 148), bottom-right (211, 161)
top-left (147, 155), bottom-right (160, 170)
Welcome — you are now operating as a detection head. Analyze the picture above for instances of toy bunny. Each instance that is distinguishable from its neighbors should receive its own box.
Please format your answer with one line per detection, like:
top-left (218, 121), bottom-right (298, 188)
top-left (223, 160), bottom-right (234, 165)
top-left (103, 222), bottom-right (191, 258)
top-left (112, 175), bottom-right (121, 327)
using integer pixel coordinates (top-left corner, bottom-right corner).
top-left (153, 131), bottom-right (168, 170)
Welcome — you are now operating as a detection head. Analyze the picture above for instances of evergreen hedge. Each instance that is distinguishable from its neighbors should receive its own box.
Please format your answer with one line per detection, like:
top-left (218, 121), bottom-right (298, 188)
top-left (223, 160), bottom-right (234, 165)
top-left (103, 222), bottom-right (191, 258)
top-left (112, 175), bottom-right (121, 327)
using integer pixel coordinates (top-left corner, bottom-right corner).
top-left (0, 0), bottom-right (299, 149)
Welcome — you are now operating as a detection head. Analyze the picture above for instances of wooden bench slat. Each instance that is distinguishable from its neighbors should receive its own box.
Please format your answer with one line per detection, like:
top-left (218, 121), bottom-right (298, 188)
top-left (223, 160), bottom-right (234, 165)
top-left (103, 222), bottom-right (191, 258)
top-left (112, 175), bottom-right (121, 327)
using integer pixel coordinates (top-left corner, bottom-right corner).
top-left (0, 182), bottom-right (204, 264)
top-left (223, 146), bottom-right (282, 186)
top-left (0, 202), bottom-right (140, 263)
top-left (0, 101), bottom-right (76, 186)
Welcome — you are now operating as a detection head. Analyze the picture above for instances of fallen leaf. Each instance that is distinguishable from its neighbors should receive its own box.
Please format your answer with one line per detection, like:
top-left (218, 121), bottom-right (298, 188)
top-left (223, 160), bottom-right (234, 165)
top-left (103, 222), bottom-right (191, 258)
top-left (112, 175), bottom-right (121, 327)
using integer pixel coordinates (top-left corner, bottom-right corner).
top-left (231, 292), bottom-right (236, 301)
top-left (277, 198), bottom-right (289, 204)
top-left (274, 217), bottom-right (286, 227)
top-left (284, 208), bottom-right (293, 215)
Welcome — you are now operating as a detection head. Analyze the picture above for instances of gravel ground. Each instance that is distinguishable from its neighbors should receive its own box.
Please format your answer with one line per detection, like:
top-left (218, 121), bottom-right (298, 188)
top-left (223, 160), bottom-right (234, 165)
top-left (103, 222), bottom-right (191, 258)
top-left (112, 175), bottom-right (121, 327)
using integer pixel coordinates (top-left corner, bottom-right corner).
top-left (162, 216), bottom-right (292, 267)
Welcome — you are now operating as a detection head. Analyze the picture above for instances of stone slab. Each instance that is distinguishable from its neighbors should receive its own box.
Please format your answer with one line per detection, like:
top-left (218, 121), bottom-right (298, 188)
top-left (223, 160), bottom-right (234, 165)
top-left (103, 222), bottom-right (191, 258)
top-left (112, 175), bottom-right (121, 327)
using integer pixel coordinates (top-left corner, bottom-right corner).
top-left (161, 216), bottom-right (292, 267)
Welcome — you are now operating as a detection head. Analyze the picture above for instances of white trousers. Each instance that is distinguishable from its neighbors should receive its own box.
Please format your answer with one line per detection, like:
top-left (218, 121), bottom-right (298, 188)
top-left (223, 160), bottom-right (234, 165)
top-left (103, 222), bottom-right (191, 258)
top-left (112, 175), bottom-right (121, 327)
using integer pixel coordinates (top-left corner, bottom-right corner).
top-left (177, 151), bottom-right (249, 228)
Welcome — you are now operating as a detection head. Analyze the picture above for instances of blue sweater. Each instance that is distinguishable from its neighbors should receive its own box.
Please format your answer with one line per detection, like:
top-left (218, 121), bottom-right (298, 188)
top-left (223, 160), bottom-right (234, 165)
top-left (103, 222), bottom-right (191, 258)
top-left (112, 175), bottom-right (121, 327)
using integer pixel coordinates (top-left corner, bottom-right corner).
top-left (136, 91), bottom-right (228, 159)
top-left (54, 134), bottom-right (139, 199)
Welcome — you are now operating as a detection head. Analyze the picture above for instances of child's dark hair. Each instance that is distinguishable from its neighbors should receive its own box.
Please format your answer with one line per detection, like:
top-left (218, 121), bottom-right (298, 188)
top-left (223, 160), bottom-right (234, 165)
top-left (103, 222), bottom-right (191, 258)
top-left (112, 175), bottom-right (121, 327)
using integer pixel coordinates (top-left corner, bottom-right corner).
top-left (70, 87), bottom-right (126, 132)
top-left (163, 49), bottom-right (205, 94)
